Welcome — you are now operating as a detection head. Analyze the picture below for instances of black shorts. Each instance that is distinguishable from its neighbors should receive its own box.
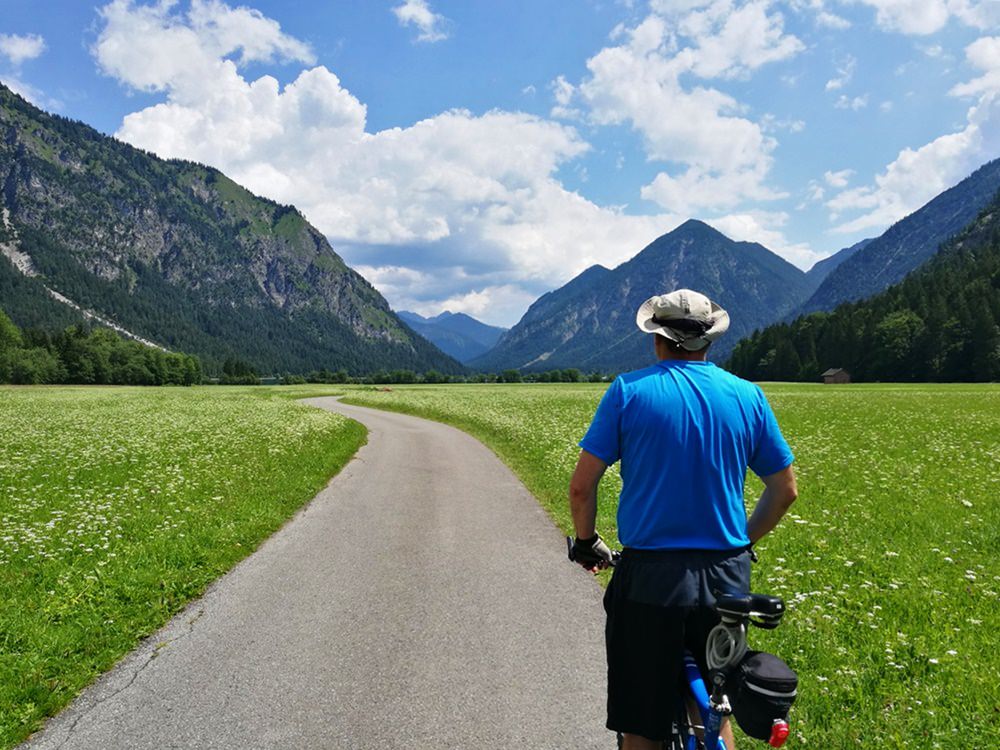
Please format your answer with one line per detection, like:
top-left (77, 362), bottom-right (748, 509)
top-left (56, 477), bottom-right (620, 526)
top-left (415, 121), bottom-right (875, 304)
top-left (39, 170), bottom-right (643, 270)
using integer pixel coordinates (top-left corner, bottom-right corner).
top-left (603, 547), bottom-right (752, 741)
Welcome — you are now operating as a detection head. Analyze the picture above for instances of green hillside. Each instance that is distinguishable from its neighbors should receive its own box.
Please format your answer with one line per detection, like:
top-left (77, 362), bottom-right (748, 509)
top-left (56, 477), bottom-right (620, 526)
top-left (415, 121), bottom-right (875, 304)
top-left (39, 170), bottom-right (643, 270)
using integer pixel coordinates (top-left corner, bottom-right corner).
top-left (727, 195), bottom-right (1000, 382)
top-left (0, 83), bottom-right (462, 376)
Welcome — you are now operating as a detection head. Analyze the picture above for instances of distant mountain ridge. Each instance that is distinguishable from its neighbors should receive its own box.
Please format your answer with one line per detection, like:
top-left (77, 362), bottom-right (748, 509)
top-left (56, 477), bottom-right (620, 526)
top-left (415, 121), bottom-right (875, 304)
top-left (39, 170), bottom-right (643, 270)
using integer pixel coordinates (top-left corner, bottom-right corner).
top-left (798, 158), bottom-right (1000, 315)
top-left (803, 237), bottom-right (872, 297)
top-left (397, 310), bottom-right (506, 363)
top-left (0, 83), bottom-right (462, 375)
top-left (472, 220), bottom-right (812, 373)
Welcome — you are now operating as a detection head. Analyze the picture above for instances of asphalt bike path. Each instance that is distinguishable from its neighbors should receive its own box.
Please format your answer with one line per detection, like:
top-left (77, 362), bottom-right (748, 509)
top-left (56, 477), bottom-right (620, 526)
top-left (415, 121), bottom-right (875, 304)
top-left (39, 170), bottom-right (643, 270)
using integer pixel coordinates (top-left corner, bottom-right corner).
top-left (21, 397), bottom-right (610, 749)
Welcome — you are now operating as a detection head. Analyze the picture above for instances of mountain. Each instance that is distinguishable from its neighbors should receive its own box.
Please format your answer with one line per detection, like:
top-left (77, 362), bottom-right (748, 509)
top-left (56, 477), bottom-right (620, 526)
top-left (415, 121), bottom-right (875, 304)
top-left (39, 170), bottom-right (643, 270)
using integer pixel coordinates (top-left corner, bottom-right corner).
top-left (727, 192), bottom-right (1000, 382)
top-left (803, 237), bottom-right (872, 296)
top-left (0, 83), bottom-right (462, 375)
top-left (798, 158), bottom-right (1000, 315)
top-left (471, 220), bottom-right (812, 373)
top-left (396, 310), bottom-right (506, 363)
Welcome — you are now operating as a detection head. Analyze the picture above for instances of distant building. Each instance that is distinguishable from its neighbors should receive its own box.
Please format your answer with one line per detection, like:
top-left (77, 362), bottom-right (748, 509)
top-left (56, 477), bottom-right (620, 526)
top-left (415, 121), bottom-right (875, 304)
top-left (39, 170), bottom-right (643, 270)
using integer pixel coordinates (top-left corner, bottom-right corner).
top-left (821, 368), bottom-right (851, 384)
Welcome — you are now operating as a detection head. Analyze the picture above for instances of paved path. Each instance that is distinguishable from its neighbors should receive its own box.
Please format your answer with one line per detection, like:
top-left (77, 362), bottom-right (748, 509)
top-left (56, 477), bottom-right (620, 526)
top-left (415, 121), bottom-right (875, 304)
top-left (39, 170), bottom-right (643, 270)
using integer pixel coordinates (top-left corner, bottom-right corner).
top-left (22, 398), bottom-right (611, 750)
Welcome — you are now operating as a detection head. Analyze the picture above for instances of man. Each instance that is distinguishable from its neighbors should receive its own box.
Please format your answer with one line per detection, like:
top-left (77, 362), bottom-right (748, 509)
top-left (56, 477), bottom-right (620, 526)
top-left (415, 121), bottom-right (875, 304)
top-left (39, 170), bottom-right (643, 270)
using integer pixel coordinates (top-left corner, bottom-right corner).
top-left (568, 289), bottom-right (797, 750)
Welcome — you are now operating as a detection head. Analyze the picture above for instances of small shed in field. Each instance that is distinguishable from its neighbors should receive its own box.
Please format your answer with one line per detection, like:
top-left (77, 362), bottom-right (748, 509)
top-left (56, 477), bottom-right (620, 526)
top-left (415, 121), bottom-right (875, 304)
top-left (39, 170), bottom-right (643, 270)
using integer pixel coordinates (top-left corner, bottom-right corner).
top-left (821, 368), bottom-right (851, 384)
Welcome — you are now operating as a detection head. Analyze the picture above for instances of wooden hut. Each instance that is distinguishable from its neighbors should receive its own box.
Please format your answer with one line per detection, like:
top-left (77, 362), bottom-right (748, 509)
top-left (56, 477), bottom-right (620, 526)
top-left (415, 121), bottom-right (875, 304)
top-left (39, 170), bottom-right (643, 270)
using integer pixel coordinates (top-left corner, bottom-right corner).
top-left (821, 368), bottom-right (851, 384)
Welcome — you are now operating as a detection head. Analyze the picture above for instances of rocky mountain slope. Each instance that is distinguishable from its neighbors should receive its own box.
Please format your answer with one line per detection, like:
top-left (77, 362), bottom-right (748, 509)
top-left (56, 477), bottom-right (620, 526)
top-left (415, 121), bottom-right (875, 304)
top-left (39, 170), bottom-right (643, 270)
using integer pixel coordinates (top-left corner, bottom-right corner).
top-left (0, 83), bottom-right (462, 375)
top-left (397, 311), bottom-right (506, 363)
top-left (798, 158), bottom-right (1000, 315)
top-left (471, 220), bottom-right (812, 373)
top-left (803, 237), bottom-right (872, 297)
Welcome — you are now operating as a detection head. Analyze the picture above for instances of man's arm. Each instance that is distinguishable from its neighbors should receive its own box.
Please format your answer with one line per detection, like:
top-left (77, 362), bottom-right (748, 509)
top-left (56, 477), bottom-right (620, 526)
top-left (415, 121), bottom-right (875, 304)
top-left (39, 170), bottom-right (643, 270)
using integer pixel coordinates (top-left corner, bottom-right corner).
top-left (569, 450), bottom-right (608, 540)
top-left (746, 465), bottom-right (798, 544)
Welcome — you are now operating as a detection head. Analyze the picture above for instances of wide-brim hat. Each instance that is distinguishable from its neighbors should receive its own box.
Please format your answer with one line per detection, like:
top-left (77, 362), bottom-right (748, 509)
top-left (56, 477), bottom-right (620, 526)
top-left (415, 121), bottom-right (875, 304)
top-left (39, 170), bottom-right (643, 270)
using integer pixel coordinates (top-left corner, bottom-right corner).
top-left (635, 289), bottom-right (729, 351)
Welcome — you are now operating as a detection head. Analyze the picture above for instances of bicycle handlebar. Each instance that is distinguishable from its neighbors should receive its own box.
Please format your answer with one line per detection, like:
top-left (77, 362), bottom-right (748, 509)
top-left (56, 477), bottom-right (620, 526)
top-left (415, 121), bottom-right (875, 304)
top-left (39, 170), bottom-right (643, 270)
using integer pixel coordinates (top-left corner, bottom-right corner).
top-left (565, 536), bottom-right (621, 567)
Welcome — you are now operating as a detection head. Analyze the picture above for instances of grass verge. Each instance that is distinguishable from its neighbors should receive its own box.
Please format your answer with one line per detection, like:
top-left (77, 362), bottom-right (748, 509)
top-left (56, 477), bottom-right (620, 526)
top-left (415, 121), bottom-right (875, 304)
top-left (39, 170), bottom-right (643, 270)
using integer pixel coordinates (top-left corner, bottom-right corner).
top-left (0, 386), bottom-right (364, 748)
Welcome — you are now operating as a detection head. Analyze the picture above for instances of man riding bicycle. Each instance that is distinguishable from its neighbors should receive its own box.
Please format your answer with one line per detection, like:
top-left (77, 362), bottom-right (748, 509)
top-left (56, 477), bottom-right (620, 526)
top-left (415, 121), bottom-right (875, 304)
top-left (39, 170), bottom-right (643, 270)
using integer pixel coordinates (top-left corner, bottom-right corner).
top-left (568, 289), bottom-right (798, 750)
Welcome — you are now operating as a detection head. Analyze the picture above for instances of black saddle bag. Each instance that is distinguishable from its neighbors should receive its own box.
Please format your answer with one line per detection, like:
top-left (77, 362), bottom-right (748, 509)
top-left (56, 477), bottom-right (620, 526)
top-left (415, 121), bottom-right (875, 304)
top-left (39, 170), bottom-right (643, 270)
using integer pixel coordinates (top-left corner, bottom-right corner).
top-left (730, 651), bottom-right (798, 740)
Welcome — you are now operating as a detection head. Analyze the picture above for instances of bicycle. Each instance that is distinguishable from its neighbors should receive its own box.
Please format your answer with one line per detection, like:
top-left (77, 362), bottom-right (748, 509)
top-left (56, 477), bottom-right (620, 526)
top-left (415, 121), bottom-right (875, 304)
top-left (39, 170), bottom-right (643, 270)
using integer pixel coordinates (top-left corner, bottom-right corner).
top-left (567, 538), bottom-right (795, 750)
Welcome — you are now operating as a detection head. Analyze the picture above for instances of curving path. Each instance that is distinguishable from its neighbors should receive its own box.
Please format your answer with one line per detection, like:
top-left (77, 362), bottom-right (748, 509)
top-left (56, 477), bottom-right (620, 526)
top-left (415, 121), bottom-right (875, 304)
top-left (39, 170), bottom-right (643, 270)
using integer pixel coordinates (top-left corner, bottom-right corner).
top-left (21, 397), bottom-right (610, 750)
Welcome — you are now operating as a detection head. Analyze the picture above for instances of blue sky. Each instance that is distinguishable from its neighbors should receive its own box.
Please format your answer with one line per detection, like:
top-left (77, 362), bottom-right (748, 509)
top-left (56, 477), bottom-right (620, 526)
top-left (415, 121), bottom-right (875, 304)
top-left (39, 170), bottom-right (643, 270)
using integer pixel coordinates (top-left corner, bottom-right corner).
top-left (2, 0), bottom-right (999, 326)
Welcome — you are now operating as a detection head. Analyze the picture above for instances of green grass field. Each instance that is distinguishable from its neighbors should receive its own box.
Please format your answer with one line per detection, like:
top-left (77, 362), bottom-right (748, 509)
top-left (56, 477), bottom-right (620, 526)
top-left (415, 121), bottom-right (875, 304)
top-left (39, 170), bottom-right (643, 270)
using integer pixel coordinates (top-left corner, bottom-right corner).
top-left (0, 386), bottom-right (365, 748)
top-left (341, 382), bottom-right (1000, 748)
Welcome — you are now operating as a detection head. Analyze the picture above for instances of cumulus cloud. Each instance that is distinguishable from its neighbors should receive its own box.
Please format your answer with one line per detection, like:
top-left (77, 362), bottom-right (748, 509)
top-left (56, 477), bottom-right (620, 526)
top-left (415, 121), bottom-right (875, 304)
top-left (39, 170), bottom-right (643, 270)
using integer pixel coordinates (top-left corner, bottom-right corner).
top-left (94, 0), bottom-right (680, 326)
top-left (851, 0), bottom-right (1000, 35)
top-left (93, 0), bottom-right (314, 93)
top-left (827, 94), bottom-right (1000, 233)
top-left (392, 0), bottom-right (450, 43)
top-left (826, 30), bottom-right (1000, 234)
top-left (950, 36), bottom-right (1000, 97)
top-left (708, 211), bottom-right (822, 269)
top-left (568, 1), bottom-right (802, 217)
top-left (0, 33), bottom-right (46, 66)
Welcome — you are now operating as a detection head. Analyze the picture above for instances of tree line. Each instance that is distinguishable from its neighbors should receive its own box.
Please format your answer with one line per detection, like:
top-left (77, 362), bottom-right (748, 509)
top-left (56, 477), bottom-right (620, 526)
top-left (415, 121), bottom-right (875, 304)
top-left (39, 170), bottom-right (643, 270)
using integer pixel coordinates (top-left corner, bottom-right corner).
top-left (726, 198), bottom-right (1000, 383)
top-left (271, 367), bottom-right (608, 385)
top-left (0, 310), bottom-right (201, 385)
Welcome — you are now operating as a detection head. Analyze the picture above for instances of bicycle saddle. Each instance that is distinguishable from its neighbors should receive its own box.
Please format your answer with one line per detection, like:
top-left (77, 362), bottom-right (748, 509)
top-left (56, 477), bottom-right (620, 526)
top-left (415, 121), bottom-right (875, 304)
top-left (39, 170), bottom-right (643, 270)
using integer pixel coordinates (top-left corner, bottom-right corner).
top-left (714, 592), bottom-right (785, 629)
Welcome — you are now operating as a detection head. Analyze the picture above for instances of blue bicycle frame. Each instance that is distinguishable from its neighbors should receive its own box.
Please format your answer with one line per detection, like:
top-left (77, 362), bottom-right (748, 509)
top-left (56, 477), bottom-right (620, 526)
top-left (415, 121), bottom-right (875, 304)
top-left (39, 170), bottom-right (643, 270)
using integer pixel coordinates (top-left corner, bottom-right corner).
top-left (682, 653), bottom-right (727, 750)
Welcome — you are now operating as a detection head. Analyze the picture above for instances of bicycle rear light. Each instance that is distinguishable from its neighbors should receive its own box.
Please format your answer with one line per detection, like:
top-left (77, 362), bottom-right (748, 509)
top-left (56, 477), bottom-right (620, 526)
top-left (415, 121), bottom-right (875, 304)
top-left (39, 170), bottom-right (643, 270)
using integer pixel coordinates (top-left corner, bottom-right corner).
top-left (769, 719), bottom-right (790, 747)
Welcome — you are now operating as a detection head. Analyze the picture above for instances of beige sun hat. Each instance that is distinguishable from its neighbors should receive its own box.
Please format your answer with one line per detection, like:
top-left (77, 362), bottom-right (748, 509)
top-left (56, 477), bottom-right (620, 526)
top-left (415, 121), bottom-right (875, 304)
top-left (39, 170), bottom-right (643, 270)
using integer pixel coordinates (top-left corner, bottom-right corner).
top-left (635, 289), bottom-right (730, 351)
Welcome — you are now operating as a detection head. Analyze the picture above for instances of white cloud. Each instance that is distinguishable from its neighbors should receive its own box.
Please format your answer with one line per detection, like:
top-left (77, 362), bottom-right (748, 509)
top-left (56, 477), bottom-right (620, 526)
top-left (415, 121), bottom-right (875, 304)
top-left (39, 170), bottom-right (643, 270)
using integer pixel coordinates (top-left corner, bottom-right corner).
top-left (641, 163), bottom-right (786, 214)
top-left (827, 29), bottom-right (1000, 235)
top-left (94, 0), bottom-right (680, 327)
top-left (950, 36), bottom-right (1000, 97)
top-left (816, 11), bottom-right (851, 29)
top-left (827, 94), bottom-right (1000, 233)
top-left (93, 0), bottom-right (314, 93)
top-left (761, 113), bottom-right (805, 132)
top-left (803, 180), bottom-right (825, 204)
top-left (855, 0), bottom-right (951, 34)
top-left (550, 74), bottom-right (581, 119)
top-left (824, 168), bottom-right (854, 187)
top-left (420, 285), bottom-right (538, 323)
top-left (0, 33), bottom-right (46, 66)
top-left (0, 75), bottom-right (61, 110)
top-left (708, 211), bottom-right (822, 269)
top-left (392, 0), bottom-right (450, 43)
top-left (852, 0), bottom-right (1000, 35)
top-left (569, 1), bottom-right (802, 215)
top-left (825, 55), bottom-right (855, 91)
top-left (835, 93), bottom-right (869, 110)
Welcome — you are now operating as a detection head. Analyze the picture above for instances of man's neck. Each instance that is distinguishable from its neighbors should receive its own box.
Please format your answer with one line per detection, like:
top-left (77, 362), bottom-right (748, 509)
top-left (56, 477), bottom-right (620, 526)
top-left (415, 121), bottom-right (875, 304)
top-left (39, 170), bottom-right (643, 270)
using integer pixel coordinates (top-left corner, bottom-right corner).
top-left (656, 345), bottom-right (709, 363)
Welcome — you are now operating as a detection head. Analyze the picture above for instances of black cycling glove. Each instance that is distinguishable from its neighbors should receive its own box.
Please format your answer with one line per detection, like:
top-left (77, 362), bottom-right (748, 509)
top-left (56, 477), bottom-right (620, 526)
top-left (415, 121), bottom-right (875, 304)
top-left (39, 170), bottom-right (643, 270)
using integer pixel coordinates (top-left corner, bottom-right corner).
top-left (570, 533), bottom-right (614, 569)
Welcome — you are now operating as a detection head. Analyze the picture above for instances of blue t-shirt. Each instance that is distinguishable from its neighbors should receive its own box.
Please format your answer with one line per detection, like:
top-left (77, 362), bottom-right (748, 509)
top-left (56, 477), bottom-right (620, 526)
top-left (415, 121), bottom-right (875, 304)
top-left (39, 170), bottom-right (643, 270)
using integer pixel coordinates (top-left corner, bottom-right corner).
top-left (579, 360), bottom-right (793, 550)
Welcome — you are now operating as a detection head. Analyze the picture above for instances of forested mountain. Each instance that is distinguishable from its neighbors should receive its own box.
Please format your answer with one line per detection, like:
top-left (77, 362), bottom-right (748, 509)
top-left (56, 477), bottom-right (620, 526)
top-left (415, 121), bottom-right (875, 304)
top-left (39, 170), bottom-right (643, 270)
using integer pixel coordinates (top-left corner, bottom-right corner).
top-left (472, 220), bottom-right (812, 373)
top-left (397, 311), bottom-right (506, 363)
top-left (727, 194), bottom-right (1000, 382)
top-left (798, 158), bottom-right (1000, 315)
top-left (0, 83), bottom-right (462, 375)
top-left (0, 308), bottom-right (201, 385)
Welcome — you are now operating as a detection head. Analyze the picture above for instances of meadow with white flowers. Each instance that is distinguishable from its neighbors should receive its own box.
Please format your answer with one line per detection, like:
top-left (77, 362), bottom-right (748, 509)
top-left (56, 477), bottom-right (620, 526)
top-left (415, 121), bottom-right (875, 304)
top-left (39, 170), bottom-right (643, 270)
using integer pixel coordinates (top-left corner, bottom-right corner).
top-left (342, 382), bottom-right (1000, 748)
top-left (0, 386), bottom-right (365, 748)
